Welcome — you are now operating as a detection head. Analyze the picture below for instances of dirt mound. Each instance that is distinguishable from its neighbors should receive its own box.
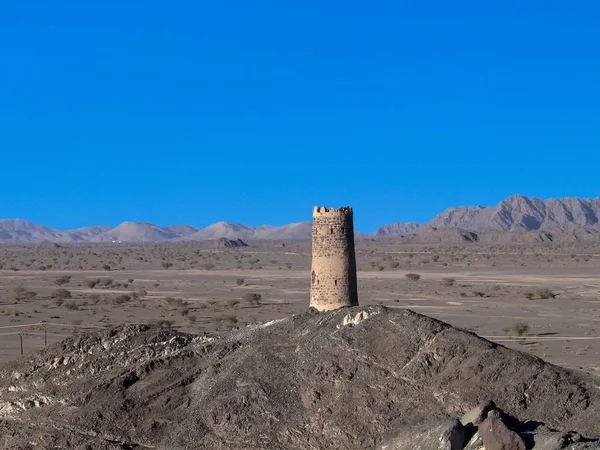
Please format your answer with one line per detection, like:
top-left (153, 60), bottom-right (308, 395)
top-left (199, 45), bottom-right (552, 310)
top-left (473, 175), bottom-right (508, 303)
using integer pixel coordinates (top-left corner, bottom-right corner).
top-left (1, 307), bottom-right (600, 449)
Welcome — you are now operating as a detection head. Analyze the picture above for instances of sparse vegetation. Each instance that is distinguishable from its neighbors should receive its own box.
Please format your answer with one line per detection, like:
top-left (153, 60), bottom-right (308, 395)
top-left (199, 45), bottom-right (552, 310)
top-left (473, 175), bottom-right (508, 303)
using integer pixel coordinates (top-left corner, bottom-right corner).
top-left (14, 287), bottom-right (37, 302)
top-left (405, 273), bottom-right (421, 281)
top-left (537, 288), bottom-right (557, 299)
top-left (512, 322), bottom-right (530, 336)
top-left (441, 277), bottom-right (455, 286)
top-left (54, 276), bottom-right (72, 286)
top-left (51, 289), bottom-right (72, 300)
top-left (242, 293), bottom-right (262, 305)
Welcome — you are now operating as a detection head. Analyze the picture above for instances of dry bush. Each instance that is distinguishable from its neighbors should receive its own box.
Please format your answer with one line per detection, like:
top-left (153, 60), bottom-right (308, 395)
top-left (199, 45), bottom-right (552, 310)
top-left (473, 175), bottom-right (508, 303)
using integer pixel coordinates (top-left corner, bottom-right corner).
top-left (186, 315), bottom-right (197, 324)
top-left (86, 280), bottom-right (98, 289)
top-left (441, 277), bottom-right (455, 286)
top-left (64, 301), bottom-right (79, 310)
top-left (227, 299), bottom-right (240, 308)
top-left (166, 297), bottom-right (188, 307)
top-left (113, 294), bottom-right (132, 305)
top-left (202, 263), bottom-right (215, 270)
top-left (524, 292), bottom-right (535, 300)
top-left (54, 276), bottom-right (72, 286)
top-left (405, 273), bottom-right (421, 281)
top-left (161, 261), bottom-right (173, 269)
top-left (236, 278), bottom-right (245, 286)
top-left (215, 315), bottom-right (238, 331)
top-left (150, 319), bottom-right (174, 327)
top-left (242, 293), bottom-right (262, 305)
top-left (537, 288), bottom-right (557, 299)
top-left (512, 322), bottom-right (529, 336)
top-left (51, 289), bottom-right (72, 300)
top-left (102, 264), bottom-right (111, 271)
top-left (389, 261), bottom-right (400, 269)
top-left (14, 287), bottom-right (37, 302)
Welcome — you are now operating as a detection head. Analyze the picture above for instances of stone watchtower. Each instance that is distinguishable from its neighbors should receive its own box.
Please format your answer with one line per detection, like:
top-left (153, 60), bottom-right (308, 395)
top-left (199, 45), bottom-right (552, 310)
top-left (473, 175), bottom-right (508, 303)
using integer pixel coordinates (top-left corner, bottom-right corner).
top-left (310, 206), bottom-right (359, 311)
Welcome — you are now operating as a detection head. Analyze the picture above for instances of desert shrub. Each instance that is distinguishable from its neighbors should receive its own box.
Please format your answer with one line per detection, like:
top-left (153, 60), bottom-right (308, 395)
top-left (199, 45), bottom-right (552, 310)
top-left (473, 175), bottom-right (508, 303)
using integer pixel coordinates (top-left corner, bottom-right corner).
top-left (64, 301), bottom-right (79, 310)
top-left (54, 276), bottom-right (72, 286)
top-left (166, 297), bottom-right (188, 307)
top-left (86, 280), bottom-right (98, 289)
top-left (113, 294), bottom-right (132, 305)
top-left (150, 319), bottom-right (174, 327)
top-left (161, 261), bottom-right (173, 269)
top-left (378, 265), bottom-right (385, 271)
top-left (537, 288), bottom-right (557, 299)
top-left (179, 307), bottom-right (190, 316)
top-left (51, 289), bottom-right (72, 300)
top-left (214, 315), bottom-right (238, 331)
top-left (227, 299), bottom-right (240, 308)
top-left (236, 278), bottom-right (245, 286)
top-left (242, 293), bottom-right (262, 305)
top-left (285, 262), bottom-right (292, 270)
top-left (202, 263), bottom-right (215, 270)
top-left (14, 287), bottom-right (37, 302)
top-left (128, 278), bottom-right (134, 283)
top-left (512, 322), bottom-right (529, 336)
top-left (441, 277), bottom-right (455, 286)
top-left (88, 294), bottom-right (101, 304)
top-left (389, 261), bottom-right (400, 269)
top-left (186, 315), bottom-right (197, 323)
top-left (473, 291), bottom-right (486, 297)
top-left (53, 298), bottom-right (65, 307)
top-left (405, 273), bottom-right (421, 281)
top-left (102, 264), bottom-right (111, 271)
top-left (524, 291), bottom-right (535, 300)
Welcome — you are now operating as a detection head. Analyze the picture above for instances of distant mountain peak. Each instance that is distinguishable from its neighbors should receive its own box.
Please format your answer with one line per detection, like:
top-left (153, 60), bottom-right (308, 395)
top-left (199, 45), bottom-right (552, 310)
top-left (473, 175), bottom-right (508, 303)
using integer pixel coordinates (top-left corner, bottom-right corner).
top-left (1, 194), bottom-right (599, 244)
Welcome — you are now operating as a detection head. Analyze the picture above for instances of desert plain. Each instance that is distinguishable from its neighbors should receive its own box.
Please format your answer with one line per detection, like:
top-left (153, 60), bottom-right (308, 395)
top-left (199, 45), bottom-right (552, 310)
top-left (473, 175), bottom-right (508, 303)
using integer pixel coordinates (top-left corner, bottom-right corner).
top-left (1, 239), bottom-right (599, 377)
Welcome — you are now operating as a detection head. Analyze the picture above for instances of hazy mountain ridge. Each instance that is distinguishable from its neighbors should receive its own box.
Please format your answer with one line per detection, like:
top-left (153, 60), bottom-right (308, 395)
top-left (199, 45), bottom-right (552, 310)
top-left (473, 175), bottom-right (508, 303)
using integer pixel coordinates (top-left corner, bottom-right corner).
top-left (2, 195), bottom-right (600, 243)
top-left (0, 219), bottom-right (315, 243)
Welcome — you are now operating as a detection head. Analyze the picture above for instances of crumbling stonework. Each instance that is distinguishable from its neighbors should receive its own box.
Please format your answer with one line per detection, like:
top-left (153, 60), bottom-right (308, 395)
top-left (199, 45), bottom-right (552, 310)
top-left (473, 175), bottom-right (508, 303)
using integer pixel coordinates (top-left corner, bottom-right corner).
top-left (310, 206), bottom-right (359, 311)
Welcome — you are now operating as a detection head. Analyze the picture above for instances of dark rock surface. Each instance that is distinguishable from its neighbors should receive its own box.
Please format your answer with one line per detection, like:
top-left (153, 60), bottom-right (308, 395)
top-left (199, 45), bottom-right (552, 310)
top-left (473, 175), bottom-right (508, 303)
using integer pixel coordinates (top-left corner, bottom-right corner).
top-left (2, 306), bottom-right (600, 449)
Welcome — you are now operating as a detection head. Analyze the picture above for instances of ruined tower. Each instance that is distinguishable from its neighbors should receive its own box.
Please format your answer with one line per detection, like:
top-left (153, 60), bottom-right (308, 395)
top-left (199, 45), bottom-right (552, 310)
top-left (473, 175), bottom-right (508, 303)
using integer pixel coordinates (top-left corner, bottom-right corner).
top-left (310, 206), bottom-right (359, 311)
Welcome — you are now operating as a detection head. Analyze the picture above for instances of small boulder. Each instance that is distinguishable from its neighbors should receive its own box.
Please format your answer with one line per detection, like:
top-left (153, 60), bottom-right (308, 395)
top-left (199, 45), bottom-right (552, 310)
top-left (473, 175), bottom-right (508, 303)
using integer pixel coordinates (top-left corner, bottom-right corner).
top-left (479, 416), bottom-right (526, 450)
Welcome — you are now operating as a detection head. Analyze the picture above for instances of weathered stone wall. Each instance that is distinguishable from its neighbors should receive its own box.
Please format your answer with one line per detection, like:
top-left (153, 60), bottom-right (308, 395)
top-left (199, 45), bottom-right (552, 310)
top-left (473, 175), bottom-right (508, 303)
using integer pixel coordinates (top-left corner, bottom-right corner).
top-left (310, 206), bottom-right (359, 311)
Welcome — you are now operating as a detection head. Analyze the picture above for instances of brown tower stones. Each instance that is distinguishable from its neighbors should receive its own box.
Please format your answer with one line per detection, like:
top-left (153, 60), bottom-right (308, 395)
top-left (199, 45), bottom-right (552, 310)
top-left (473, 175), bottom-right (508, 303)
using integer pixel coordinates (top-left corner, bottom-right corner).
top-left (310, 206), bottom-right (359, 311)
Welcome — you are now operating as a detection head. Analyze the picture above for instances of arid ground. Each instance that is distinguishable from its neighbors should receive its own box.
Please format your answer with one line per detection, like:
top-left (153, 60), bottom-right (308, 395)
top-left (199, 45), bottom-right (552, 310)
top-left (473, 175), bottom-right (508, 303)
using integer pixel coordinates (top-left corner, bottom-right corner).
top-left (1, 240), bottom-right (600, 376)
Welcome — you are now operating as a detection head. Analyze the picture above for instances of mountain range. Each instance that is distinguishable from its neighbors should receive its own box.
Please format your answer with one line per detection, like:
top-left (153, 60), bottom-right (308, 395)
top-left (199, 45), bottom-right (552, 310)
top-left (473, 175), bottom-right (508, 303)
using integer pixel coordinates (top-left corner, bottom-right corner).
top-left (2, 195), bottom-right (600, 244)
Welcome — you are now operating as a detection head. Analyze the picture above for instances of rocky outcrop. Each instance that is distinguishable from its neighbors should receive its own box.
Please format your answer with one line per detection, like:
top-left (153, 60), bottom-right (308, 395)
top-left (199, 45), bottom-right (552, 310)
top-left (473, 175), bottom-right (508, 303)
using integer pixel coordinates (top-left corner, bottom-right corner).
top-left (2, 307), bottom-right (600, 449)
top-left (380, 404), bottom-right (600, 449)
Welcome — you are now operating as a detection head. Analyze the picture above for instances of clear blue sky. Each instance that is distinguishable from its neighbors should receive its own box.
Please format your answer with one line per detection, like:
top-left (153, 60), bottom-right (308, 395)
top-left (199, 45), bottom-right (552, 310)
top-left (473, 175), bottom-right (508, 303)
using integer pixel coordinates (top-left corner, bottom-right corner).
top-left (2, 1), bottom-right (599, 233)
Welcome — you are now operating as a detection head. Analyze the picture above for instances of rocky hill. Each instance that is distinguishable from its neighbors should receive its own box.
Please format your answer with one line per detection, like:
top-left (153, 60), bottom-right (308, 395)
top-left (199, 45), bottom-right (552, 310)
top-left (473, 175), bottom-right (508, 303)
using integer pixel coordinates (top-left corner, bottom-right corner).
top-left (376, 195), bottom-right (600, 237)
top-left (1, 306), bottom-right (600, 449)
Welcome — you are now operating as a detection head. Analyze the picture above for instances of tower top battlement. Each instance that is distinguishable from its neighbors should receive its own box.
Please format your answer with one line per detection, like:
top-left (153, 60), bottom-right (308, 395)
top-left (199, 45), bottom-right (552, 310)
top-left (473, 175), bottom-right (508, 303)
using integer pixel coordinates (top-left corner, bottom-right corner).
top-left (313, 206), bottom-right (353, 219)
